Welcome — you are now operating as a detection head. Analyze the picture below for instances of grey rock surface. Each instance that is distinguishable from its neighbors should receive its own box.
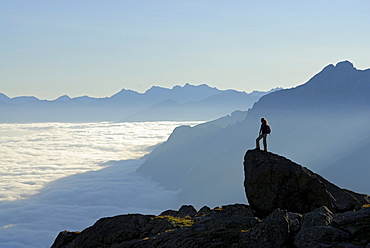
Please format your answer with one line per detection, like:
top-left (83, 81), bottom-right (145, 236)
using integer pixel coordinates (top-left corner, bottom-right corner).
top-left (243, 149), bottom-right (369, 218)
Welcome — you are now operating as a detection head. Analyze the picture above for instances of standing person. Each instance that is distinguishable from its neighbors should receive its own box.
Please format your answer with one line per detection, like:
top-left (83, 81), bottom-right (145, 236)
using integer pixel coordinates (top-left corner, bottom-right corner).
top-left (256, 118), bottom-right (270, 152)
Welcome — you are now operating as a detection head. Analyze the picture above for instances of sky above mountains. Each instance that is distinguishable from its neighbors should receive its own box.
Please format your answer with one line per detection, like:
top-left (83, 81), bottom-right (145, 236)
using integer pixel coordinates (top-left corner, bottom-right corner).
top-left (1, 0), bottom-right (370, 99)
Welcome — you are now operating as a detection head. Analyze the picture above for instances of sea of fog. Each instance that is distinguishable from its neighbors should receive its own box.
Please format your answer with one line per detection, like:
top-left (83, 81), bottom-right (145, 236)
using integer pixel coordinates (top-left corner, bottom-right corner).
top-left (0, 121), bottom-right (201, 248)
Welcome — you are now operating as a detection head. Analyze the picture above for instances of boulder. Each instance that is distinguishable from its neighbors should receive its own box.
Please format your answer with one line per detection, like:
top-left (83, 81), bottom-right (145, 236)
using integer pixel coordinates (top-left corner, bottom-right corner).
top-left (51, 214), bottom-right (155, 248)
top-left (243, 149), bottom-right (369, 218)
top-left (294, 226), bottom-right (350, 248)
top-left (293, 206), bottom-right (350, 248)
top-left (333, 207), bottom-right (370, 224)
top-left (159, 205), bottom-right (197, 218)
top-left (287, 212), bottom-right (302, 234)
top-left (239, 208), bottom-right (290, 248)
top-left (300, 206), bottom-right (334, 229)
top-left (197, 205), bottom-right (211, 215)
top-left (332, 207), bottom-right (370, 247)
top-left (196, 204), bottom-right (259, 230)
top-left (177, 205), bottom-right (197, 218)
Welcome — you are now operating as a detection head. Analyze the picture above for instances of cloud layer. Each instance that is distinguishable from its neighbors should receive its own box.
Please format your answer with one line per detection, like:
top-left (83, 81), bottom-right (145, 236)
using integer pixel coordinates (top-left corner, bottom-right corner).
top-left (0, 121), bottom-right (200, 202)
top-left (0, 159), bottom-right (180, 248)
top-left (0, 121), bottom-right (201, 247)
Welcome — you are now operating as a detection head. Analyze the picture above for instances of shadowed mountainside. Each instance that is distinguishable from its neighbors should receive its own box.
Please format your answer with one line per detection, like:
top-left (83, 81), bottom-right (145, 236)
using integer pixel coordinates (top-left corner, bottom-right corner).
top-left (137, 61), bottom-right (370, 208)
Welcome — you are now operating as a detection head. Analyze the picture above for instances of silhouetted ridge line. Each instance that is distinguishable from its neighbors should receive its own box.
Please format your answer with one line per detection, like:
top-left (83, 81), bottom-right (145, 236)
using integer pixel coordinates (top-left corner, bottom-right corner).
top-left (0, 84), bottom-right (279, 123)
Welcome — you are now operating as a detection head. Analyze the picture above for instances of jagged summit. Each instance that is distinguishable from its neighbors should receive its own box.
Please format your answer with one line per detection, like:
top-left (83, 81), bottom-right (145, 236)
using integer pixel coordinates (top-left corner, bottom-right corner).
top-left (174, 83), bottom-right (216, 89)
top-left (300, 60), bottom-right (363, 87)
top-left (110, 88), bottom-right (140, 98)
top-left (335, 60), bottom-right (354, 69)
top-left (243, 149), bottom-right (369, 218)
top-left (144, 85), bottom-right (170, 94)
top-left (250, 60), bottom-right (370, 115)
top-left (145, 83), bottom-right (217, 93)
top-left (321, 60), bottom-right (354, 71)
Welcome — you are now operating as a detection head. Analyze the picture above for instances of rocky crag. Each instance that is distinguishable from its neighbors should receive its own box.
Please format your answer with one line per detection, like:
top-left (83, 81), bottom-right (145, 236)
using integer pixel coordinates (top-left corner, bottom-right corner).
top-left (244, 149), bottom-right (369, 218)
top-left (52, 150), bottom-right (370, 248)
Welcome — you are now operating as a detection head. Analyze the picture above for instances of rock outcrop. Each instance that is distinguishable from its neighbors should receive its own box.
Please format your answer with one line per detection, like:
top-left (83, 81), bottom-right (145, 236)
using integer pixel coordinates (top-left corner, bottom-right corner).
top-left (239, 208), bottom-right (290, 248)
top-left (244, 149), bottom-right (369, 218)
top-left (52, 150), bottom-right (370, 247)
top-left (52, 204), bottom-right (370, 248)
top-left (51, 204), bottom-right (259, 248)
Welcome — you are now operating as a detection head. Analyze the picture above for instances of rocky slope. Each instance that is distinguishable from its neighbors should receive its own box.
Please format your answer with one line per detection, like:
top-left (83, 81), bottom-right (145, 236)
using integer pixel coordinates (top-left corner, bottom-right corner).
top-left (52, 151), bottom-right (370, 248)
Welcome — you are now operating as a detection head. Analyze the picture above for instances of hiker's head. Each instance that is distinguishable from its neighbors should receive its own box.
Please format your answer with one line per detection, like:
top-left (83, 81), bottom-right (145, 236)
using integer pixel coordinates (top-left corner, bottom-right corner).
top-left (261, 118), bottom-right (268, 124)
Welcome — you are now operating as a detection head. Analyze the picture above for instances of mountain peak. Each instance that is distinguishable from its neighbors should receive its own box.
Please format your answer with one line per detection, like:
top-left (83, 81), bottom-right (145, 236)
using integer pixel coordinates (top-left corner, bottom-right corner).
top-left (54, 95), bottom-right (72, 102)
top-left (293, 60), bottom-right (365, 93)
top-left (182, 83), bottom-right (215, 89)
top-left (145, 85), bottom-right (170, 93)
top-left (335, 60), bottom-right (355, 69)
top-left (111, 88), bottom-right (140, 98)
top-left (320, 60), bottom-right (355, 73)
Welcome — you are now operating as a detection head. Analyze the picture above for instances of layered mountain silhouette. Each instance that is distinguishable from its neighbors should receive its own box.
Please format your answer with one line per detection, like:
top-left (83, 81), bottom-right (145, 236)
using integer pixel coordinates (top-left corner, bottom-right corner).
top-left (137, 61), bottom-right (370, 208)
top-left (0, 84), bottom-right (279, 123)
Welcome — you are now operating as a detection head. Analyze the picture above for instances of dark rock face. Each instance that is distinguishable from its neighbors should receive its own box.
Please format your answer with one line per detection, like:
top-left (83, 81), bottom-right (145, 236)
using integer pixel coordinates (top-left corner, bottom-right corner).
top-left (294, 206), bottom-right (350, 248)
top-left (295, 226), bottom-right (351, 248)
top-left (244, 149), bottom-right (370, 218)
top-left (52, 204), bottom-right (370, 248)
top-left (239, 208), bottom-right (290, 248)
top-left (52, 150), bottom-right (370, 248)
top-left (51, 214), bottom-right (156, 248)
top-left (51, 204), bottom-right (260, 248)
top-left (52, 231), bottom-right (80, 248)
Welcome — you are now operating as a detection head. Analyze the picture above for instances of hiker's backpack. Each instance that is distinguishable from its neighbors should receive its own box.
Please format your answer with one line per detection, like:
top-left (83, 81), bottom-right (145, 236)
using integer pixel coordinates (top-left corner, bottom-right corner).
top-left (266, 125), bottom-right (271, 134)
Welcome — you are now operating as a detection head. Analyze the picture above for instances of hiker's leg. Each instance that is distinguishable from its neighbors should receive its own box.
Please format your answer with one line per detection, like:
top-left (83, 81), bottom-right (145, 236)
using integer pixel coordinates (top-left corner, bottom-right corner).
top-left (263, 134), bottom-right (267, 151)
top-left (256, 134), bottom-right (263, 149)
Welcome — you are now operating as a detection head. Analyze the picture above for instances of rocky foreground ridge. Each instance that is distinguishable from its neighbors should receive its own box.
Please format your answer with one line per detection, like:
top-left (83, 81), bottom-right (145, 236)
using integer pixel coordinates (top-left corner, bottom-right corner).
top-left (52, 150), bottom-right (370, 248)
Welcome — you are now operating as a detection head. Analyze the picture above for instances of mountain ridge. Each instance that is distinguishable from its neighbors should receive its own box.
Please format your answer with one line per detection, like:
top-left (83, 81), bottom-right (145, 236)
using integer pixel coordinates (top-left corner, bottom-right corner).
top-left (0, 84), bottom-right (278, 123)
top-left (137, 60), bottom-right (370, 207)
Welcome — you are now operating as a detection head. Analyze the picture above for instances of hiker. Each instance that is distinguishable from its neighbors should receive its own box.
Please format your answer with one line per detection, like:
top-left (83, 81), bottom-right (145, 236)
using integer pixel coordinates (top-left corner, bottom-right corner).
top-left (256, 117), bottom-right (270, 152)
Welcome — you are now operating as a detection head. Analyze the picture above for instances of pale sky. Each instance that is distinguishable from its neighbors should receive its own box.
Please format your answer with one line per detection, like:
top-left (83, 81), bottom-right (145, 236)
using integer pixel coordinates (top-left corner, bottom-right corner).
top-left (1, 0), bottom-right (370, 100)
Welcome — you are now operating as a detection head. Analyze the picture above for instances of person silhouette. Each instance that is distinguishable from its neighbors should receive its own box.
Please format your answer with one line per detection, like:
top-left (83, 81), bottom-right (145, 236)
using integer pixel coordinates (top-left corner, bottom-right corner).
top-left (256, 118), bottom-right (270, 152)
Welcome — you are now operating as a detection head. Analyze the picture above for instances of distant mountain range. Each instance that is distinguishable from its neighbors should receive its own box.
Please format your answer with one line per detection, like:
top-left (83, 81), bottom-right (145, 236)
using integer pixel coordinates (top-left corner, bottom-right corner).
top-left (0, 84), bottom-right (281, 123)
top-left (137, 61), bottom-right (370, 208)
